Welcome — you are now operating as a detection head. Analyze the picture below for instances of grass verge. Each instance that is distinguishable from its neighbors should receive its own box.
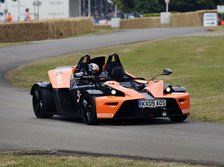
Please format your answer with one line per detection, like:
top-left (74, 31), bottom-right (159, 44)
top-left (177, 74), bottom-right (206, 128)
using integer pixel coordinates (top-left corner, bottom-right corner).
top-left (6, 36), bottom-right (224, 123)
top-left (71, 28), bottom-right (120, 38)
top-left (0, 153), bottom-right (207, 167)
top-left (206, 26), bottom-right (224, 32)
top-left (0, 42), bottom-right (30, 48)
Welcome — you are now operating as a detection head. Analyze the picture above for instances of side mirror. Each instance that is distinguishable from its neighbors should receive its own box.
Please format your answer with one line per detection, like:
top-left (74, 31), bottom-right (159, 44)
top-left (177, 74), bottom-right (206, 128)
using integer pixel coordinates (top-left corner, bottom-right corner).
top-left (162, 68), bottom-right (172, 75)
top-left (74, 72), bottom-right (84, 78)
top-left (150, 68), bottom-right (173, 81)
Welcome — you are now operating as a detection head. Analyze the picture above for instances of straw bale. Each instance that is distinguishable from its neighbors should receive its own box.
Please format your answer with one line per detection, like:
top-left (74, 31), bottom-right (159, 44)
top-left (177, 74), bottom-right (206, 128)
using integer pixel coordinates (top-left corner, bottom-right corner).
top-left (0, 17), bottom-right (93, 42)
top-left (120, 10), bottom-right (214, 29)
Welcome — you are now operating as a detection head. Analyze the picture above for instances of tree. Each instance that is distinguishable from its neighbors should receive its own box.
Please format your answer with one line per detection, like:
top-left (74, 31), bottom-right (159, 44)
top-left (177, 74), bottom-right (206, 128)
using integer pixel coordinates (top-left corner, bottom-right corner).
top-left (113, 0), bottom-right (164, 13)
top-left (113, 0), bottom-right (135, 13)
top-left (169, 0), bottom-right (216, 12)
top-left (135, 1), bottom-right (164, 13)
top-left (113, 0), bottom-right (224, 13)
top-left (214, 0), bottom-right (224, 5)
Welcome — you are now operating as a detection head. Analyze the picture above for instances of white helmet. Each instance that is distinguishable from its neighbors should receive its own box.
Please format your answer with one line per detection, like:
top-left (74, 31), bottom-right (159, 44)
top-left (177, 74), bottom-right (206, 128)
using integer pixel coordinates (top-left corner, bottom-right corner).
top-left (87, 63), bottom-right (100, 75)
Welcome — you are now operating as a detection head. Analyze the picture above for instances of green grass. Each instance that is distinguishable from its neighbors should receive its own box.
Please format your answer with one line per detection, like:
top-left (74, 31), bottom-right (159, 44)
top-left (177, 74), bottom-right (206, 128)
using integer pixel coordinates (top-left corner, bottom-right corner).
top-left (0, 154), bottom-right (207, 167)
top-left (144, 13), bottom-right (160, 17)
top-left (0, 42), bottom-right (30, 48)
top-left (0, 43), bottom-right (14, 47)
top-left (64, 28), bottom-right (120, 39)
top-left (75, 28), bottom-right (120, 37)
top-left (6, 36), bottom-right (224, 123)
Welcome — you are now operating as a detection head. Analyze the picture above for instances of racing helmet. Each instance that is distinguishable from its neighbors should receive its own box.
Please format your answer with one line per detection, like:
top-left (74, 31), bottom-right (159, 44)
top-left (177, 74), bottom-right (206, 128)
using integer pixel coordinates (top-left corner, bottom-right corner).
top-left (87, 63), bottom-right (100, 76)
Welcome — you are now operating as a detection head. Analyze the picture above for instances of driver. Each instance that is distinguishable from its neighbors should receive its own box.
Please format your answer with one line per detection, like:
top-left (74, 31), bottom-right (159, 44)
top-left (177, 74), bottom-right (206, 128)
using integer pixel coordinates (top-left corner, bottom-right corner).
top-left (87, 63), bottom-right (100, 76)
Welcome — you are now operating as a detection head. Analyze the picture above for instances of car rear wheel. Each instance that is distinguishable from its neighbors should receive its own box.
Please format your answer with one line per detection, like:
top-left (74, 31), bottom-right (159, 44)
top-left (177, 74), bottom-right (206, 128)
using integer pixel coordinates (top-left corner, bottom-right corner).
top-left (80, 93), bottom-right (97, 125)
top-left (32, 86), bottom-right (54, 118)
top-left (169, 115), bottom-right (188, 122)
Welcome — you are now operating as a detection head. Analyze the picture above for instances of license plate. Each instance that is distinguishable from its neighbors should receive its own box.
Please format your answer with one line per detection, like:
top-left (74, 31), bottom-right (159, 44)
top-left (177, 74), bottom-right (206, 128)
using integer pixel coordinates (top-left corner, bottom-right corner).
top-left (138, 99), bottom-right (166, 108)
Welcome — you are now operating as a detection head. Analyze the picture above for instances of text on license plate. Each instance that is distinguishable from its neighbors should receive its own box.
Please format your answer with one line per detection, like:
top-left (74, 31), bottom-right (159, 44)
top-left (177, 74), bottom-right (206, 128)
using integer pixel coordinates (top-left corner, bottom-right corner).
top-left (138, 99), bottom-right (166, 108)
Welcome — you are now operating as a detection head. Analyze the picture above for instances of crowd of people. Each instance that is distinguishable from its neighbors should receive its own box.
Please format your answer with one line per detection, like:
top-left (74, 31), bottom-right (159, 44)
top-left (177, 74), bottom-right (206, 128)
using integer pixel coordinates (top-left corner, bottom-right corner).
top-left (0, 8), bottom-right (31, 23)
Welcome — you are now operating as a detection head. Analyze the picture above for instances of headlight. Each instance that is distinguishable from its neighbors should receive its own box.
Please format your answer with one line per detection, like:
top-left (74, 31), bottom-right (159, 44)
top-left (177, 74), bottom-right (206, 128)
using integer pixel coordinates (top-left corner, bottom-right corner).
top-left (166, 87), bottom-right (171, 93)
top-left (164, 84), bottom-right (173, 94)
top-left (104, 87), bottom-right (125, 96)
top-left (111, 89), bottom-right (117, 95)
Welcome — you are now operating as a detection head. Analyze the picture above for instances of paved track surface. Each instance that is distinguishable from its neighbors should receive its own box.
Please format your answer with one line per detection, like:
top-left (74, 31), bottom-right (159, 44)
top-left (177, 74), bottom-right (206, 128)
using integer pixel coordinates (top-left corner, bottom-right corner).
top-left (1, 28), bottom-right (224, 166)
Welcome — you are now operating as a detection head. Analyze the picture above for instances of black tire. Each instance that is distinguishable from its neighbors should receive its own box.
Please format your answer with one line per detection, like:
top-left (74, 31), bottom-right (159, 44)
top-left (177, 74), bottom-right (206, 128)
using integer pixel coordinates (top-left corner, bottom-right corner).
top-left (80, 93), bottom-right (98, 125)
top-left (169, 115), bottom-right (188, 122)
top-left (32, 86), bottom-right (54, 118)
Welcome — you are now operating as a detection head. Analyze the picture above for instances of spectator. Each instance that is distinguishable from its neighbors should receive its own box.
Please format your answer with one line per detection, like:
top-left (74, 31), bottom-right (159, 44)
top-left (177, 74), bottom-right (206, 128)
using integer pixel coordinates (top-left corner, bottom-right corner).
top-left (24, 8), bottom-right (31, 21)
top-left (7, 13), bottom-right (13, 22)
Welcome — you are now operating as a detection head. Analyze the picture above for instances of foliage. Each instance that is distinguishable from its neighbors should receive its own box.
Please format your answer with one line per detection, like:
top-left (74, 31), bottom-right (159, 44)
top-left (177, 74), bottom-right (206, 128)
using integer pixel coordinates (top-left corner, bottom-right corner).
top-left (113, 0), bottom-right (224, 13)
top-left (170, 0), bottom-right (215, 12)
top-left (136, 0), bottom-right (165, 13)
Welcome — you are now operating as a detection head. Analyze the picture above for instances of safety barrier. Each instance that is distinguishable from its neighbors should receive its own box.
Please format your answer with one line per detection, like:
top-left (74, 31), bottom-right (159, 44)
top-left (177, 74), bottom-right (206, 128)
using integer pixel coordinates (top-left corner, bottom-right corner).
top-left (120, 10), bottom-right (215, 29)
top-left (0, 17), bottom-right (93, 42)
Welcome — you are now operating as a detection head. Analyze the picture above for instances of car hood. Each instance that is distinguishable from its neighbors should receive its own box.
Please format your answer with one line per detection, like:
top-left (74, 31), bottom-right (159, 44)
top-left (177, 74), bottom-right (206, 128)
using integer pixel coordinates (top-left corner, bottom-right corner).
top-left (104, 80), bottom-right (165, 99)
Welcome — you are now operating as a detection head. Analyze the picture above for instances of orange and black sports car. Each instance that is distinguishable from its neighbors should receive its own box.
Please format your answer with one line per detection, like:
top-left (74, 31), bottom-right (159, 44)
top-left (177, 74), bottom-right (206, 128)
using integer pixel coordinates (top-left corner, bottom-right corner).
top-left (31, 54), bottom-right (190, 124)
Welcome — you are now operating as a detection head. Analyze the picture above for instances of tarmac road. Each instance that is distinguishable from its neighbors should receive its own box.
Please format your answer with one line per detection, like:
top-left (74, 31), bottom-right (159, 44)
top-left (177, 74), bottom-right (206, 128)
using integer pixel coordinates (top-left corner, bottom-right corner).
top-left (1, 27), bottom-right (224, 166)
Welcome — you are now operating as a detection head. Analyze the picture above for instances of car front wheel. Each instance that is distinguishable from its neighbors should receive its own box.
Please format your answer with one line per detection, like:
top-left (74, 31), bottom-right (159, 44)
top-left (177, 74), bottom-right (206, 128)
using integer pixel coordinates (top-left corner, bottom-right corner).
top-left (80, 93), bottom-right (97, 125)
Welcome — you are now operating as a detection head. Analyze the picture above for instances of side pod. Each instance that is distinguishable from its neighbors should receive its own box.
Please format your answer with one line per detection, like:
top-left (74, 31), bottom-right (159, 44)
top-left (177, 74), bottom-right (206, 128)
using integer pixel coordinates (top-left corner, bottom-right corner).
top-left (30, 82), bottom-right (53, 95)
top-left (30, 82), bottom-right (57, 113)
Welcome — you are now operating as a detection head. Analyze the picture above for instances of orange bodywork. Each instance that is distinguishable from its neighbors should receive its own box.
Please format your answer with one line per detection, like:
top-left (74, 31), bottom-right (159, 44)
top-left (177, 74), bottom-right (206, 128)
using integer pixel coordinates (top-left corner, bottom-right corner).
top-left (146, 80), bottom-right (190, 115)
top-left (95, 81), bottom-right (145, 118)
top-left (95, 80), bottom-right (190, 119)
top-left (48, 66), bottom-right (76, 89)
